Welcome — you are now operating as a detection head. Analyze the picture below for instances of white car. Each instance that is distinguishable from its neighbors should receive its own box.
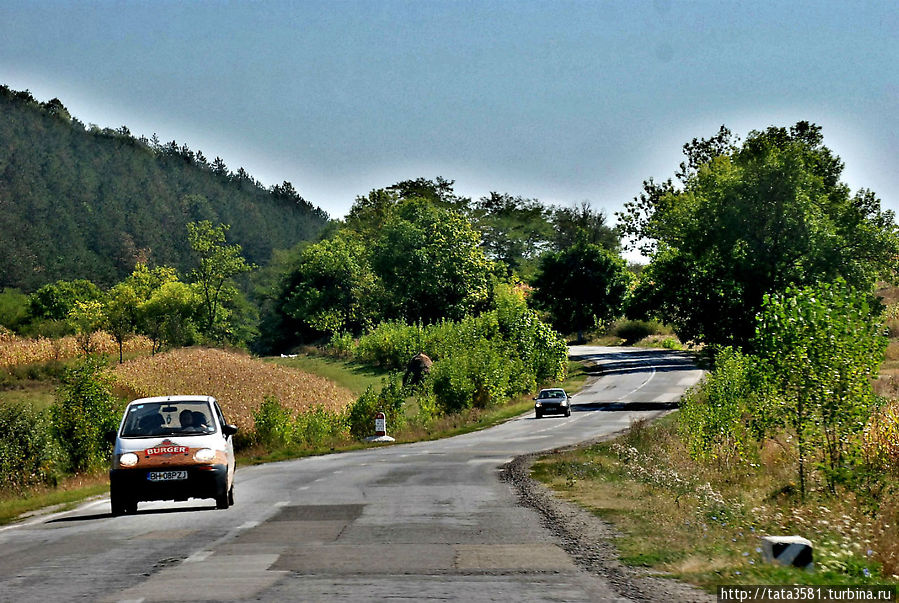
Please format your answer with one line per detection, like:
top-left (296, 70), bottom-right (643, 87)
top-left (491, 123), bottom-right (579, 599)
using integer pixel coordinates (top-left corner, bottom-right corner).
top-left (109, 395), bottom-right (237, 515)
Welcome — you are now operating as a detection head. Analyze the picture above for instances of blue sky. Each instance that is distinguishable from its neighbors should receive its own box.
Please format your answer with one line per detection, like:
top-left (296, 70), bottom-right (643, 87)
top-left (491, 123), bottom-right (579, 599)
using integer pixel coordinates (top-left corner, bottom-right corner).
top-left (2, 0), bottom-right (896, 238)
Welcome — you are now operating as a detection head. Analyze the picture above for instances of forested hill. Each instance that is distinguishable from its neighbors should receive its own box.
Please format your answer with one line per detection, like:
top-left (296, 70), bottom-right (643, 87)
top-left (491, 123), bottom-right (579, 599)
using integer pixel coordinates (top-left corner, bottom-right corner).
top-left (0, 86), bottom-right (330, 291)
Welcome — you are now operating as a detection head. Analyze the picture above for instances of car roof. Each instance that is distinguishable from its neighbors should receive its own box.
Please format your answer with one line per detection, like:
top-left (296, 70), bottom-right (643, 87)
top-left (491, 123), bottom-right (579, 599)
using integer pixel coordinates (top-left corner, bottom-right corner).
top-left (539, 388), bottom-right (565, 393)
top-left (127, 395), bottom-right (216, 407)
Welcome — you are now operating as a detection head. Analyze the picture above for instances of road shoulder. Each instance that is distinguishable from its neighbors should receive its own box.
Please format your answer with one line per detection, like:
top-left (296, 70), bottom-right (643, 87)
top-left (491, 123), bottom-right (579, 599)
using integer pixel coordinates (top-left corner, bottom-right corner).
top-left (502, 446), bottom-right (714, 603)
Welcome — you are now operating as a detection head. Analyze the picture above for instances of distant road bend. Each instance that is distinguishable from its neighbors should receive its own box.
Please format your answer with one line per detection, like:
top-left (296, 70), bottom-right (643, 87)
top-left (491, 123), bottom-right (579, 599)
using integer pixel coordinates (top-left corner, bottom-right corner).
top-left (0, 346), bottom-right (703, 602)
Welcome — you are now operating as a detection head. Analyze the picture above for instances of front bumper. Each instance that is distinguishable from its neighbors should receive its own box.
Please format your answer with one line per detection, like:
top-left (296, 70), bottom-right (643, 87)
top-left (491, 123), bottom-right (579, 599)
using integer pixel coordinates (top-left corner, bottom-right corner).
top-left (110, 464), bottom-right (228, 502)
top-left (535, 402), bottom-right (569, 415)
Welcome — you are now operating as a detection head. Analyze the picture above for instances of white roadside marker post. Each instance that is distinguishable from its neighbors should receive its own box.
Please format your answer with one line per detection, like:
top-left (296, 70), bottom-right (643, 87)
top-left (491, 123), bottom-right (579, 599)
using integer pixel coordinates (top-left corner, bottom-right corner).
top-left (365, 410), bottom-right (395, 443)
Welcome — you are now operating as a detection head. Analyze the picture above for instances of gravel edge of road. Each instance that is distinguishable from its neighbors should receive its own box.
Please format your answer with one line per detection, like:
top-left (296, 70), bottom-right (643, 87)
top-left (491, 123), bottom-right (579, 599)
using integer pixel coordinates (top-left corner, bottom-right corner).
top-left (500, 433), bottom-right (715, 603)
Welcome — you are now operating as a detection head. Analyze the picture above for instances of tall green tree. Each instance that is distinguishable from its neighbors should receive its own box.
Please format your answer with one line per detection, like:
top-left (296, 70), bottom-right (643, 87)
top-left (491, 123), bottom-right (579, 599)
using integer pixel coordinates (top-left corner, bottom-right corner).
top-left (621, 122), bottom-right (899, 349)
top-left (67, 299), bottom-right (106, 355)
top-left (531, 240), bottom-right (632, 341)
top-left (186, 221), bottom-right (255, 339)
top-left (138, 281), bottom-right (199, 353)
top-left (29, 279), bottom-right (102, 322)
top-left (103, 282), bottom-right (139, 363)
top-left (756, 280), bottom-right (887, 497)
top-left (551, 202), bottom-right (620, 253)
top-left (470, 193), bottom-right (554, 279)
top-left (370, 199), bottom-right (493, 323)
top-left (279, 233), bottom-right (380, 339)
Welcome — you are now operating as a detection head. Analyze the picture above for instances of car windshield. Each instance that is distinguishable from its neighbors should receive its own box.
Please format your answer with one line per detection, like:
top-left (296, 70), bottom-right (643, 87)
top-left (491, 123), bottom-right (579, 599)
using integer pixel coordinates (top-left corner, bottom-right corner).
top-left (120, 401), bottom-right (216, 437)
top-left (539, 390), bottom-right (564, 399)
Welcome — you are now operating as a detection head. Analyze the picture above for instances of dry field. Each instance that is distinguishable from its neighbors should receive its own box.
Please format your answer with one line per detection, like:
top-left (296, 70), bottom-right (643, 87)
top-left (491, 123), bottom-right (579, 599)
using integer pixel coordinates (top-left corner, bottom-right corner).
top-left (110, 347), bottom-right (356, 431)
top-left (0, 332), bottom-right (153, 368)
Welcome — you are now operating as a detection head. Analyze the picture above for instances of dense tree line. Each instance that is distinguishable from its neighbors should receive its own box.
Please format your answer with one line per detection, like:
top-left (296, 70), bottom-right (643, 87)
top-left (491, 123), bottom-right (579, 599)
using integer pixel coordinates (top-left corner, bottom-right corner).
top-left (620, 122), bottom-right (898, 349)
top-left (0, 86), bottom-right (329, 292)
top-left (256, 178), bottom-right (629, 353)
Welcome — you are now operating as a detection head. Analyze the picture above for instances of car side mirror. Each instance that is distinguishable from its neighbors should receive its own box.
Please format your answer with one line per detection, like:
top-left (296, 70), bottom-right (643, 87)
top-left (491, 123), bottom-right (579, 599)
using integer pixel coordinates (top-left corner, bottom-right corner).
top-left (105, 429), bottom-right (118, 444)
top-left (222, 424), bottom-right (238, 438)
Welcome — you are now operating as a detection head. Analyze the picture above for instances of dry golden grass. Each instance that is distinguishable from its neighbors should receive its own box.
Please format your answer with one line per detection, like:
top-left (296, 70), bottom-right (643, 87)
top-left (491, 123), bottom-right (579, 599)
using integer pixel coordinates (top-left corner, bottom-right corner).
top-left (0, 332), bottom-right (153, 368)
top-left (876, 282), bottom-right (899, 308)
top-left (875, 373), bottom-right (899, 399)
top-left (873, 493), bottom-right (899, 576)
top-left (536, 418), bottom-right (899, 585)
top-left (864, 398), bottom-right (899, 467)
top-left (110, 347), bottom-right (356, 431)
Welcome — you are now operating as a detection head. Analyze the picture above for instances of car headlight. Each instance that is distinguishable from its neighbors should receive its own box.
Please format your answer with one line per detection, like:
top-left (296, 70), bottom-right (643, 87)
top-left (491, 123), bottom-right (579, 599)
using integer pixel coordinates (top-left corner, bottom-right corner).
top-left (535, 402), bottom-right (542, 407)
top-left (119, 452), bottom-right (139, 467)
top-left (194, 448), bottom-right (216, 462)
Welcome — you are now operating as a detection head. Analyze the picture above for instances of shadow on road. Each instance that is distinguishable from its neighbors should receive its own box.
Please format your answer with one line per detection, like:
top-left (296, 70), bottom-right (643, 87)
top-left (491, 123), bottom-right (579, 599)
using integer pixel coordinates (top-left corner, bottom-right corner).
top-left (572, 401), bottom-right (680, 412)
top-left (46, 504), bottom-right (218, 523)
top-left (569, 350), bottom-right (698, 378)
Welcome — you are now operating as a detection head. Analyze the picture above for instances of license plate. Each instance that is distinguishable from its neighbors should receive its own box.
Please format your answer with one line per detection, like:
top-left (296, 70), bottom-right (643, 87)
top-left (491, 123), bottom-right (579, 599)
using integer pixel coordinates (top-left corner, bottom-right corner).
top-left (147, 470), bottom-right (188, 482)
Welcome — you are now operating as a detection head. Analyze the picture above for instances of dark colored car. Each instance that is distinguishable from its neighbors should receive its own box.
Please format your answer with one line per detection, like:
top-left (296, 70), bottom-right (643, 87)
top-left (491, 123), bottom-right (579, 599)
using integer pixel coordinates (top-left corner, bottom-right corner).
top-left (534, 388), bottom-right (572, 418)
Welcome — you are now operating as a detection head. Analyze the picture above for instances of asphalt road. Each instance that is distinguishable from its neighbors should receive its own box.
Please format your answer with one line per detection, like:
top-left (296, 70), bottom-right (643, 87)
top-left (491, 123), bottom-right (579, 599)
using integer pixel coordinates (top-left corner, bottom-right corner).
top-left (0, 346), bottom-right (703, 602)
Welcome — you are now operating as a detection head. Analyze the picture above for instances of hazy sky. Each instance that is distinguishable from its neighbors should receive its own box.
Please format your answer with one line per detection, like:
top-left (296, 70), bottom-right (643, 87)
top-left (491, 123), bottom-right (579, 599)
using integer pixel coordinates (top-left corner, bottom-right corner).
top-left (2, 0), bottom-right (896, 231)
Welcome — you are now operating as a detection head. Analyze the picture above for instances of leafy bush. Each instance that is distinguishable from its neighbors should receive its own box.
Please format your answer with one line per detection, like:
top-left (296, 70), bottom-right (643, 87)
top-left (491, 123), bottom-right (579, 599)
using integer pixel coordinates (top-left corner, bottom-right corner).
top-left (355, 321), bottom-right (422, 368)
top-left (346, 387), bottom-right (381, 439)
top-left (253, 396), bottom-right (294, 448)
top-left (661, 337), bottom-right (682, 350)
top-left (294, 404), bottom-right (346, 447)
top-left (429, 355), bottom-right (477, 414)
top-left (326, 331), bottom-right (355, 358)
top-left (345, 373), bottom-right (407, 439)
top-left (612, 319), bottom-right (666, 344)
top-left (50, 358), bottom-right (120, 472)
top-left (0, 402), bottom-right (62, 492)
top-left (347, 295), bottom-right (567, 417)
top-left (678, 347), bottom-right (768, 466)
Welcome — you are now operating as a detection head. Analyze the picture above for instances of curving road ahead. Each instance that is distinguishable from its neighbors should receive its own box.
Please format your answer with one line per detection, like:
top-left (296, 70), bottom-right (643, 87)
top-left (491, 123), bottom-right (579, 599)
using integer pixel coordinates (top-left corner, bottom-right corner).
top-left (0, 347), bottom-right (703, 602)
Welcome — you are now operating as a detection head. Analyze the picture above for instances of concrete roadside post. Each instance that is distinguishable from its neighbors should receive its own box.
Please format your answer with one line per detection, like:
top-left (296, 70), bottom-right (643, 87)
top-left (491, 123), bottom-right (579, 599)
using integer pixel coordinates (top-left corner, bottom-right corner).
top-left (760, 535), bottom-right (814, 571)
top-left (365, 410), bottom-right (394, 443)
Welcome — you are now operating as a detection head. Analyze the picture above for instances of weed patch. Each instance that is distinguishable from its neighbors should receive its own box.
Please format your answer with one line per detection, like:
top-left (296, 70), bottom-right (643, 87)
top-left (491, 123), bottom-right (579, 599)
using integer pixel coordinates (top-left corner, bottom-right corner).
top-left (532, 416), bottom-right (899, 589)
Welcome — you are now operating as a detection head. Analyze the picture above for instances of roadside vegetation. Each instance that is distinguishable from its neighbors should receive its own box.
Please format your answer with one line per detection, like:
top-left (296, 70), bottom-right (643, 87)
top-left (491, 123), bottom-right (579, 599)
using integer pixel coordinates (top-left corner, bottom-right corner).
top-left (534, 123), bottom-right (899, 588)
top-left (2, 100), bottom-right (898, 597)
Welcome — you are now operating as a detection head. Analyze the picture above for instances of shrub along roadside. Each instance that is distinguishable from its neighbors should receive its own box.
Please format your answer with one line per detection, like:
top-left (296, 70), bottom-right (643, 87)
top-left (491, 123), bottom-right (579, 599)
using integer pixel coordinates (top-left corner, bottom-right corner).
top-left (529, 280), bottom-right (898, 588)
top-left (350, 286), bottom-right (568, 416)
top-left (1, 353), bottom-right (585, 525)
top-left (531, 415), bottom-right (899, 589)
top-left (2, 282), bottom-right (570, 517)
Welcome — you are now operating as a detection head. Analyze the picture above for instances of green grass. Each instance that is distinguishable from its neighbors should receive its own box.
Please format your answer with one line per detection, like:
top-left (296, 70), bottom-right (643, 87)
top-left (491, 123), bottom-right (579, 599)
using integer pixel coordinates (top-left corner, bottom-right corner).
top-left (0, 381), bottom-right (56, 409)
top-left (0, 479), bottom-right (109, 525)
top-left (267, 354), bottom-right (388, 395)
